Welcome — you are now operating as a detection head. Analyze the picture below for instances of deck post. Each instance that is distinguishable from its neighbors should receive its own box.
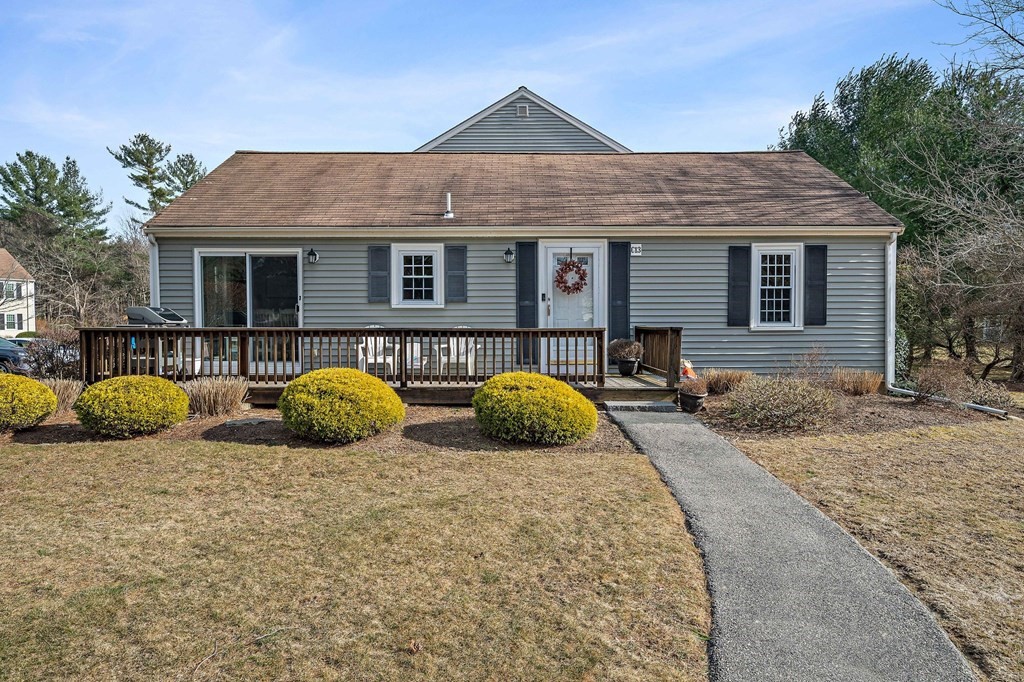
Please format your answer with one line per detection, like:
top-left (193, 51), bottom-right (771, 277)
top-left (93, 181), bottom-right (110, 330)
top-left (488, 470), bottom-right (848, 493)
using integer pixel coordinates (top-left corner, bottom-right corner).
top-left (666, 327), bottom-right (682, 388)
top-left (239, 331), bottom-right (250, 381)
top-left (399, 331), bottom-right (409, 388)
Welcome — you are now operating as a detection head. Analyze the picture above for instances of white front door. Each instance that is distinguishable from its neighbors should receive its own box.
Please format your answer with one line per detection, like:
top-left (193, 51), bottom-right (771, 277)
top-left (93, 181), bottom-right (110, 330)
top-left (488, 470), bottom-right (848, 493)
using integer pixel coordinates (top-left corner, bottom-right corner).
top-left (540, 242), bottom-right (606, 375)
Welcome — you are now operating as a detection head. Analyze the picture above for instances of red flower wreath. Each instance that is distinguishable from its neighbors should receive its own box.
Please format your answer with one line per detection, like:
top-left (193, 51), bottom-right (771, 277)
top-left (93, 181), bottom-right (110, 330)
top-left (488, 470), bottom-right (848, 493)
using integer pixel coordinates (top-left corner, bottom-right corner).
top-left (554, 259), bottom-right (588, 295)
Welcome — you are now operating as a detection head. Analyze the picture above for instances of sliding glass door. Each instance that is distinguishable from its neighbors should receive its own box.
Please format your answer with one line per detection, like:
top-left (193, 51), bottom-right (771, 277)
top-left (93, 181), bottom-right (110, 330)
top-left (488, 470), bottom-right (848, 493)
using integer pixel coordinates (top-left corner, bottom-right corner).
top-left (201, 255), bottom-right (248, 326)
top-left (199, 251), bottom-right (301, 328)
top-left (250, 255), bottom-right (299, 327)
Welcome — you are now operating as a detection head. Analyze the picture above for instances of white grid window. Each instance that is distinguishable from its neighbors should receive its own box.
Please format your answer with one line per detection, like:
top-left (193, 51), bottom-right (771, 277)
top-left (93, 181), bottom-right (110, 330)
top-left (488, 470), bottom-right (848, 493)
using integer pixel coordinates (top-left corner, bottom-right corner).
top-left (391, 244), bottom-right (444, 308)
top-left (402, 254), bottom-right (435, 301)
top-left (750, 244), bottom-right (803, 330)
top-left (759, 253), bottom-right (792, 323)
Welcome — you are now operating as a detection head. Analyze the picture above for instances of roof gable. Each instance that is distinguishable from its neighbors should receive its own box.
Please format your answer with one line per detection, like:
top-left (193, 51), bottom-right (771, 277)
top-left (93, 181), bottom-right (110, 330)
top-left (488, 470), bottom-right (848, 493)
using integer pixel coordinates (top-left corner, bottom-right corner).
top-left (416, 87), bottom-right (630, 153)
top-left (0, 248), bottom-right (32, 281)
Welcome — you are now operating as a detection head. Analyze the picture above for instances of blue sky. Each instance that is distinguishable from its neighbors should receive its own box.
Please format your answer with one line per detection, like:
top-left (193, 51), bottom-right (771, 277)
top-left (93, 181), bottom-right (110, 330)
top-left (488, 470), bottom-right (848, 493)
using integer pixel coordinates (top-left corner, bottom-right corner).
top-left (0, 0), bottom-right (979, 230)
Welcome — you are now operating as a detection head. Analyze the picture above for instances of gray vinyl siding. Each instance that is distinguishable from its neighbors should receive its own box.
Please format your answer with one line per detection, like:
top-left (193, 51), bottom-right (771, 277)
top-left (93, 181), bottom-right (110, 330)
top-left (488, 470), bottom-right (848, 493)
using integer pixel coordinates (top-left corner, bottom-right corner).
top-left (156, 238), bottom-right (516, 328)
top-left (630, 238), bottom-right (887, 373)
top-left (157, 235), bottom-right (887, 374)
top-left (429, 96), bottom-right (621, 153)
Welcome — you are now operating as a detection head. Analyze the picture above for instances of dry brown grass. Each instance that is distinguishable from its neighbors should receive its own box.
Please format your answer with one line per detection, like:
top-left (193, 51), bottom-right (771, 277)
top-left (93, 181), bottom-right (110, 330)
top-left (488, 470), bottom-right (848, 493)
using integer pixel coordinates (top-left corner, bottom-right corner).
top-left (829, 368), bottom-right (883, 396)
top-left (182, 376), bottom-right (250, 417)
top-left (0, 437), bottom-right (710, 680)
top-left (39, 378), bottom-right (83, 414)
top-left (700, 368), bottom-right (753, 395)
top-left (733, 420), bottom-right (1024, 682)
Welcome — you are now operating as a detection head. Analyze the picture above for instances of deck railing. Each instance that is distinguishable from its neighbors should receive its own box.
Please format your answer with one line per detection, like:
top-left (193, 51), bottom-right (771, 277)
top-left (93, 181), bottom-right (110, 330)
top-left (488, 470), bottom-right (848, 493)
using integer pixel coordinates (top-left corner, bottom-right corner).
top-left (634, 326), bottom-right (683, 388)
top-left (79, 327), bottom-right (606, 387)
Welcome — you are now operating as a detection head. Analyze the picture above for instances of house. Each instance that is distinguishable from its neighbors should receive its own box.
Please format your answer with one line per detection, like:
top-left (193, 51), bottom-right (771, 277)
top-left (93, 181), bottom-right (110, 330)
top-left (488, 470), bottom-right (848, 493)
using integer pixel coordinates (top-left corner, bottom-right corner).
top-left (0, 248), bottom-right (35, 339)
top-left (115, 88), bottom-right (903, 397)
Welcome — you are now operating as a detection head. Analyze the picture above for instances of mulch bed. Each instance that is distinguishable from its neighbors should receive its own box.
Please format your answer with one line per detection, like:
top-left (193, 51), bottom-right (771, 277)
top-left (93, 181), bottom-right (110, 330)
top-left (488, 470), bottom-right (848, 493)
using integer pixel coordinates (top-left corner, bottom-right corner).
top-left (699, 391), bottom-right (990, 441)
top-left (2, 406), bottom-right (638, 455)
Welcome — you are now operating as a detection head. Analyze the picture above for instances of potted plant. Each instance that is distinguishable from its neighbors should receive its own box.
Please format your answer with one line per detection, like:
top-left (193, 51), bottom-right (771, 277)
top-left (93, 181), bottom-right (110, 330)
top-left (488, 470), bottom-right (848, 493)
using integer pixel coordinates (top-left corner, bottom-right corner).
top-left (677, 376), bottom-right (708, 413)
top-left (608, 338), bottom-right (644, 377)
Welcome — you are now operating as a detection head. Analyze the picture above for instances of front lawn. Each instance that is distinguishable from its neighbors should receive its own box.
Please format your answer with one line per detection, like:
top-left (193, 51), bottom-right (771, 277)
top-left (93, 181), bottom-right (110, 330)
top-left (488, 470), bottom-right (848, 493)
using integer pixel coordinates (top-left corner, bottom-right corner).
top-left (0, 409), bottom-right (710, 680)
top-left (726, 416), bottom-right (1024, 682)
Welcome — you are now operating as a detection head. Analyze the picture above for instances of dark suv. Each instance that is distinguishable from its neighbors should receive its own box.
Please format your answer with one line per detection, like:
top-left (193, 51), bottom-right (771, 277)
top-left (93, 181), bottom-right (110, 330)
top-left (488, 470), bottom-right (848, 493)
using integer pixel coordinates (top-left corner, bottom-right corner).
top-left (0, 337), bottom-right (31, 374)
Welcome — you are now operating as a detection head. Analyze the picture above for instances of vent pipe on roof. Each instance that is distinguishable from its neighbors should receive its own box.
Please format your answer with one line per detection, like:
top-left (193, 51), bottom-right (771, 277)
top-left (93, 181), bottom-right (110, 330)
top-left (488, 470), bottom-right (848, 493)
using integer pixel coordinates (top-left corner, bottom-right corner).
top-left (443, 192), bottom-right (455, 219)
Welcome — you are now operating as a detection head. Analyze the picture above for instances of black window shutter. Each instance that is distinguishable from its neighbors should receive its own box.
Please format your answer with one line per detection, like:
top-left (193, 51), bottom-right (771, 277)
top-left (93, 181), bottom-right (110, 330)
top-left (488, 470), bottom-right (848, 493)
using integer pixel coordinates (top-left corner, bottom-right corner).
top-left (368, 245), bottom-right (390, 303)
top-left (608, 242), bottom-right (630, 341)
top-left (15, 284), bottom-right (22, 299)
top-left (445, 245), bottom-right (467, 303)
top-left (727, 245), bottom-right (751, 327)
top-left (16, 314), bottom-right (23, 330)
top-left (804, 245), bottom-right (828, 326)
top-left (515, 241), bottom-right (538, 327)
top-left (0, 315), bottom-right (5, 330)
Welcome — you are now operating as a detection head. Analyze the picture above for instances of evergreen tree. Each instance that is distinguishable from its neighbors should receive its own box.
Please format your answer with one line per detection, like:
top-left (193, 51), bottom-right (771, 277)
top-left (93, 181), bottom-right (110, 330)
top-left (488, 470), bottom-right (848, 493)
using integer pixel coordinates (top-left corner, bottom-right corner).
top-left (108, 133), bottom-right (207, 219)
top-left (107, 133), bottom-right (173, 215)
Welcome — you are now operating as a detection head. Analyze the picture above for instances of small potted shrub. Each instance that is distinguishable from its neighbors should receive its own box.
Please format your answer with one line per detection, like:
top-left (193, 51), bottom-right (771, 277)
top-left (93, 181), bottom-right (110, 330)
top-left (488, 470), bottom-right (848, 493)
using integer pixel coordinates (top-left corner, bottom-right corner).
top-left (608, 338), bottom-right (644, 377)
top-left (677, 376), bottom-right (708, 413)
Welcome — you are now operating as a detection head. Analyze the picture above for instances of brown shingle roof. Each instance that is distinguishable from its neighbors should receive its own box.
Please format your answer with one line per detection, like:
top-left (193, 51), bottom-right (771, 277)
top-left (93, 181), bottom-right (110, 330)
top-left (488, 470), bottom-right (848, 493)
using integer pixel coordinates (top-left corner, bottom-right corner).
top-left (0, 248), bottom-right (32, 280)
top-left (146, 151), bottom-right (900, 229)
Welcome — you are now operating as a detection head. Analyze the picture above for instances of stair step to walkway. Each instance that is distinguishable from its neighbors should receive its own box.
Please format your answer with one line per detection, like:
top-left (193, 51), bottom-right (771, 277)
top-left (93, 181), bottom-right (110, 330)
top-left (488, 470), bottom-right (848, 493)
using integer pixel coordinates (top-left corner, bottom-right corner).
top-left (604, 400), bottom-right (678, 413)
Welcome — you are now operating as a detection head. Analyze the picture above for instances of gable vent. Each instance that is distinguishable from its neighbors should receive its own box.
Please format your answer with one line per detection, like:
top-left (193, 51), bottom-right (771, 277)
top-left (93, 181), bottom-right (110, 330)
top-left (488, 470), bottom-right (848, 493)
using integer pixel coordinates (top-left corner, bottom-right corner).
top-left (516, 104), bottom-right (529, 118)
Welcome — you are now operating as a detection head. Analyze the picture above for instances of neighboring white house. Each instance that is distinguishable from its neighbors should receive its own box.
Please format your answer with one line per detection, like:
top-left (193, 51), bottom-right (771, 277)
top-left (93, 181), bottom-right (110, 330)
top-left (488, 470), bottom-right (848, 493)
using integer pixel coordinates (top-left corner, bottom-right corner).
top-left (0, 248), bottom-right (36, 338)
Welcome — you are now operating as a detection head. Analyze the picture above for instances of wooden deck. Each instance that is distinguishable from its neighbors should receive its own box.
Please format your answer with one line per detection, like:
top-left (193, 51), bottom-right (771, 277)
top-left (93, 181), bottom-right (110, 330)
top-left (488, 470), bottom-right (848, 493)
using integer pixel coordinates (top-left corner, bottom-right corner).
top-left (246, 372), bottom-right (675, 406)
top-left (78, 325), bottom-right (683, 406)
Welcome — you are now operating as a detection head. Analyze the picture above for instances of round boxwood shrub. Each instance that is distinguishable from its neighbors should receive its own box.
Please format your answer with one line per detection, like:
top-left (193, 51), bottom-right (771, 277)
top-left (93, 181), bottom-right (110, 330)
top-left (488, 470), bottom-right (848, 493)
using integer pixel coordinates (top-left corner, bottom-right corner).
top-left (0, 374), bottom-right (57, 431)
top-left (74, 375), bottom-right (188, 438)
top-left (472, 372), bottom-right (598, 445)
top-left (278, 368), bottom-right (405, 444)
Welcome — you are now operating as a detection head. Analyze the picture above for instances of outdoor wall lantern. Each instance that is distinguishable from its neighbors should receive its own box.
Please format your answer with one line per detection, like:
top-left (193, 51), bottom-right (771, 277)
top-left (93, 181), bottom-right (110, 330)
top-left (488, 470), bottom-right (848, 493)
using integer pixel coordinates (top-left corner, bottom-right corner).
top-left (503, 248), bottom-right (515, 264)
top-left (307, 248), bottom-right (320, 265)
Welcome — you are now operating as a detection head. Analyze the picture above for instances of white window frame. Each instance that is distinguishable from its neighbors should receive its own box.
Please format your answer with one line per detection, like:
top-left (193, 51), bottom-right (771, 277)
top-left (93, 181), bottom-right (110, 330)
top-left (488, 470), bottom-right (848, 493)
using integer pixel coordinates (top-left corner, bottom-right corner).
top-left (750, 243), bottom-right (803, 331)
top-left (391, 243), bottom-right (444, 309)
top-left (193, 248), bottom-right (304, 327)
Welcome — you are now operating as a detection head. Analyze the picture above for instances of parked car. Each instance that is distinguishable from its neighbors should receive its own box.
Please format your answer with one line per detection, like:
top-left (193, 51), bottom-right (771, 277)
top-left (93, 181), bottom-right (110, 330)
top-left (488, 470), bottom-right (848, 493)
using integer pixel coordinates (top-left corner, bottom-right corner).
top-left (7, 338), bottom-right (35, 349)
top-left (0, 337), bottom-right (31, 374)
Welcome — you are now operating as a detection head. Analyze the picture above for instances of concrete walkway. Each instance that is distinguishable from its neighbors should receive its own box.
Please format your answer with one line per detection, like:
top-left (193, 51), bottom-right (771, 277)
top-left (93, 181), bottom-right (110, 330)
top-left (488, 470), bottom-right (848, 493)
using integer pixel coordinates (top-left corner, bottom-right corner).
top-left (609, 410), bottom-right (975, 682)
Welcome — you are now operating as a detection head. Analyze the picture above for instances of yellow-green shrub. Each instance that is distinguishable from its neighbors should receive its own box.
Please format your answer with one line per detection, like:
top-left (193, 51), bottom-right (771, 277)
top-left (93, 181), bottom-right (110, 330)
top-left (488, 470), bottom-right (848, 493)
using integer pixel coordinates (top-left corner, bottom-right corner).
top-left (0, 374), bottom-right (57, 431)
top-left (472, 372), bottom-right (597, 445)
top-left (278, 368), bottom-right (405, 444)
top-left (74, 376), bottom-right (188, 438)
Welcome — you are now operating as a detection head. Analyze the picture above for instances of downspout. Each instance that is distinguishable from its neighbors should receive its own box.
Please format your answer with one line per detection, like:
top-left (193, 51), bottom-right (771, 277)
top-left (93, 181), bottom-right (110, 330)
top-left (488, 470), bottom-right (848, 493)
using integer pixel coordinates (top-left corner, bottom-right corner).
top-left (148, 234), bottom-right (160, 307)
top-left (883, 230), bottom-right (1012, 419)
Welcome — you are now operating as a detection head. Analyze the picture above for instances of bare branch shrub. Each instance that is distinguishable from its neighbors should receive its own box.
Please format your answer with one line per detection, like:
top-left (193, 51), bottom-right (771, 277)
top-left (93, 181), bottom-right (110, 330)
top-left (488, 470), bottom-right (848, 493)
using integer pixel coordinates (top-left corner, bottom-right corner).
top-left (913, 361), bottom-right (975, 404)
top-left (23, 327), bottom-right (80, 379)
top-left (725, 377), bottom-right (837, 430)
top-left (969, 379), bottom-right (1017, 409)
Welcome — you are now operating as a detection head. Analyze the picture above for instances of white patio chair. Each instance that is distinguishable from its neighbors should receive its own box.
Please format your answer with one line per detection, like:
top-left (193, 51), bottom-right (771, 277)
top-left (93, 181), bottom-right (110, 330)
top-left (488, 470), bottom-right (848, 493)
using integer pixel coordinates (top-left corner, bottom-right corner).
top-left (436, 326), bottom-right (477, 377)
top-left (357, 325), bottom-right (394, 375)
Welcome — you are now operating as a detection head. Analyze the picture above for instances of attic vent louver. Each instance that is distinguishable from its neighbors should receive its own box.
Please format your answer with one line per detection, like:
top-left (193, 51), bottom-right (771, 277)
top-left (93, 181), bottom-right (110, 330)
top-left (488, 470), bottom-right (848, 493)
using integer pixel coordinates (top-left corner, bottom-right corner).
top-left (516, 104), bottom-right (529, 118)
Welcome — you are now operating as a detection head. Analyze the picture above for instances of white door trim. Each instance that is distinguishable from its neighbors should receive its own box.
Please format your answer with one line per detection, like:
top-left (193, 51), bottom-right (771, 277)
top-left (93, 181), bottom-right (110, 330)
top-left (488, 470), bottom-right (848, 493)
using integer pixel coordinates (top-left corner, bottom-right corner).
top-left (193, 248), bottom-right (304, 327)
top-left (537, 240), bottom-right (608, 330)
